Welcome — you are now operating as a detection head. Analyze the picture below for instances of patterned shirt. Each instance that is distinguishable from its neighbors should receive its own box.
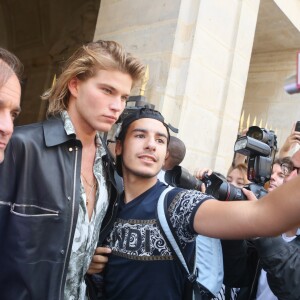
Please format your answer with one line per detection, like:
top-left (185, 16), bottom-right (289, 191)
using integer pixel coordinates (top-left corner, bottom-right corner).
top-left (61, 111), bottom-right (109, 300)
top-left (214, 284), bottom-right (239, 300)
top-left (103, 181), bottom-right (211, 300)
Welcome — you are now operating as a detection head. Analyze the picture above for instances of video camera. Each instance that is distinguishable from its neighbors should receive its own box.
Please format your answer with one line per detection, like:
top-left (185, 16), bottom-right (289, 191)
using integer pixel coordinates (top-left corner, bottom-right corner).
top-left (164, 126), bottom-right (277, 201)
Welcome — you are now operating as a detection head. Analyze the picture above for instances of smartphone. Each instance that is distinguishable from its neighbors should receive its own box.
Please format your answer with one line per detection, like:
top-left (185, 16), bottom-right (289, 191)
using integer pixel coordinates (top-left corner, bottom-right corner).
top-left (296, 121), bottom-right (300, 132)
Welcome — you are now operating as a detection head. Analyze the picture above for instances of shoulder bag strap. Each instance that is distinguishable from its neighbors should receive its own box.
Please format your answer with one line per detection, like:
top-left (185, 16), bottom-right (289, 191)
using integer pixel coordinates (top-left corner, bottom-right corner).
top-left (157, 186), bottom-right (195, 280)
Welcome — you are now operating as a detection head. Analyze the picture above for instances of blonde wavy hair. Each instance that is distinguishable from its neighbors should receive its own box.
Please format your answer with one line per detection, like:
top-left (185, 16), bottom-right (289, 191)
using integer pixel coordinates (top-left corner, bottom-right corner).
top-left (43, 40), bottom-right (145, 116)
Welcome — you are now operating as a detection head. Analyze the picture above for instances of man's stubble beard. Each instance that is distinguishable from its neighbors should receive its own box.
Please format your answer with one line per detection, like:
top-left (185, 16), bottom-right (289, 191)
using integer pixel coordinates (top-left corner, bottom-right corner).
top-left (122, 162), bottom-right (161, 179)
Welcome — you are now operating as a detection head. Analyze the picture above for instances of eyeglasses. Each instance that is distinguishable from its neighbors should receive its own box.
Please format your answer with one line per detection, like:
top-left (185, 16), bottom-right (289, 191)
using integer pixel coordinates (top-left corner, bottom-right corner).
top-left (293, 166), bottom-right (300, 175)
top-left (281, 163), bottom-right (300, 176)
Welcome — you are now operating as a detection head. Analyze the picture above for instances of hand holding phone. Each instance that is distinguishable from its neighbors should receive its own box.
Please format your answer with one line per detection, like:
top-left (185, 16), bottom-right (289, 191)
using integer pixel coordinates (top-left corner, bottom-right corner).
top-left (295, 121), bottom-right (300, 132)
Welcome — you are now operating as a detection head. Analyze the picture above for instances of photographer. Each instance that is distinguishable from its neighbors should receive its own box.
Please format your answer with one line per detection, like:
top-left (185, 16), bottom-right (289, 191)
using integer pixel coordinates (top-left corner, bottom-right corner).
top-left (194, 164), bottom-right (251, 300)
top-left (194, 163), bottom-right (251, 191)
top-left (221, 156), bottom-right (299, 300)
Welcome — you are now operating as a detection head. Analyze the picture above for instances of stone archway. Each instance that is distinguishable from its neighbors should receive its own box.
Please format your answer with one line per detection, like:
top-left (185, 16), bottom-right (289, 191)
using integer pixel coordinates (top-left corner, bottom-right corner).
top-left (0, 0), bottom-right (101, 125)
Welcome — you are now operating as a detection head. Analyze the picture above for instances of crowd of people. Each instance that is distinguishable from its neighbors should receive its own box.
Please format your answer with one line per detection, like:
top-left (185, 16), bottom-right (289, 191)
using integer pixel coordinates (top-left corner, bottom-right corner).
top-left (194, 126), bottom-right (300, 300)
top-left (0, 41), bottom-right (300, 300)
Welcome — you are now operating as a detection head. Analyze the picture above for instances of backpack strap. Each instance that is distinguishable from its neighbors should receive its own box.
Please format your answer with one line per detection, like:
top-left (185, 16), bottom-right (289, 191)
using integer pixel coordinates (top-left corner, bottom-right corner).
top-left (157, 186), bottom-right (196, 283)
top-left (157, 187), bottom-right (223, 299)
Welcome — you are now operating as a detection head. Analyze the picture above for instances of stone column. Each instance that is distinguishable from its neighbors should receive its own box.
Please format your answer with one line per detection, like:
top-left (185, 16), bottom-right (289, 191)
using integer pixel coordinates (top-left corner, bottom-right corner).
top-left (94, 0), bottom-right (260, 175)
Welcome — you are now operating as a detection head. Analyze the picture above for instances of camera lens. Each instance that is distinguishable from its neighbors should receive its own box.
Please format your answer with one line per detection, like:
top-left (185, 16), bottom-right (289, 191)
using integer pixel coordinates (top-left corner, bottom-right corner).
top-left (250, 131), bottom-right (263, 140)
top-left (247, 126), bottom-right (263, 141)
top-left (218, 182), bottom-right (245, 201)
top-left (165, 166), bottom-right (203, 191)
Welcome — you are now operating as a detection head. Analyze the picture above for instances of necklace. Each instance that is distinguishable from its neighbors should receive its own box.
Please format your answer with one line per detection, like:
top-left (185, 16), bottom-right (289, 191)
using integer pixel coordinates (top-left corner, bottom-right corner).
top-left (81, 173), bottom-right (97, 206)
top-left (81, 172), bottom-right (95, 187)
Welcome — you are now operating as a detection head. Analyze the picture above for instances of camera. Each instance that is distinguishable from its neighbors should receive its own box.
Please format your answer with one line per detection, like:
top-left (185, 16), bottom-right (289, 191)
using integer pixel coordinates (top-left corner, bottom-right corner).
top-left (234, 126), bottom-right (277, 184)
top-left (112, 95), bottom-right (178, 139)
top-left (116, 95), bottom-right (155, 124)
top-left (202, 172), bottom-right (267, 200)
top-left (165, 166), bottom-right (203, 191)
top-left (164, 126), bottom-right (276, 201)
top-left (104, 96), bottom-right (155, 144)
top-left (164, 167), bottom-right (267, 201)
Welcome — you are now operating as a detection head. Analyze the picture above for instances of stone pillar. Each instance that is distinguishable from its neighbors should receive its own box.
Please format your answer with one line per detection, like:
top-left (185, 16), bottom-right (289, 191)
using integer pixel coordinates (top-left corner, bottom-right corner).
top-left (94, 0), bottom-right (260, 175)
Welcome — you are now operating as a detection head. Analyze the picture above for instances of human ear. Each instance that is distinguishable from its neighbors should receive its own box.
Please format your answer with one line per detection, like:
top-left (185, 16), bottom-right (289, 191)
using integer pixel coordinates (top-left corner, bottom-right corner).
top-left (68, 77), bottom-right (80, 97)
top-left (115, 140), bottom-right (123, 156)
top-left (165, 150), bottom-right (170, 161)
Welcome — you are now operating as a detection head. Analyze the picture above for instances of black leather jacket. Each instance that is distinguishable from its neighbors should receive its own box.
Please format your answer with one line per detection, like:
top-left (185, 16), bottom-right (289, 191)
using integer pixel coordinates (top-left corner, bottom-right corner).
top-left (0, 117), bottom-right (119, 300)
top-left (253, 236), bottom-right (300, 300)
top-left (222, 236), bottom-right (300, 300)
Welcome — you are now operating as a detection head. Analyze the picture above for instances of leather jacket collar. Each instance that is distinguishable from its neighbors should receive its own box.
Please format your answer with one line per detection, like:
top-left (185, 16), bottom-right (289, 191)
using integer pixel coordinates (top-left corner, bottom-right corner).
top-left (43, 117), bottom-right (77, 147)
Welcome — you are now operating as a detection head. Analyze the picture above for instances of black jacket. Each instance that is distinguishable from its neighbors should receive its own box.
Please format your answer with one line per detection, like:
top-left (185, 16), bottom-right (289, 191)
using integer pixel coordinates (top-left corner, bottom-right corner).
top-left (222, 236), bottom-right (300, 300)
top-left (253, 236), bottom-right (300, 300)
top-left (221, 239), bottom-right (259, 299)
top-left (0, 117), bottom-right (118, 300)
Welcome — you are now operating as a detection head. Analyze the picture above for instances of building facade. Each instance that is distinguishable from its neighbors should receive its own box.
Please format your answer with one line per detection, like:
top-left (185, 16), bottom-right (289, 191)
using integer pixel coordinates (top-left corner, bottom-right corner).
top-left (1, 0), bottom-right (300, 174)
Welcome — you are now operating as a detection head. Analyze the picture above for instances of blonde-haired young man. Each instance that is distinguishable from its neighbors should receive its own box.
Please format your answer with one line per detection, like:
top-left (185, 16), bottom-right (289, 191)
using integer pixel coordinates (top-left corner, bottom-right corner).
top-left (0, 40), bottom-right (145, 300)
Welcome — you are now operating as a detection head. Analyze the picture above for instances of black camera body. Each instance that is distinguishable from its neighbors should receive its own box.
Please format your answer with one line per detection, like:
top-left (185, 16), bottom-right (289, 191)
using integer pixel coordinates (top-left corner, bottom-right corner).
top-left (164, 126), bottom-right (276, 201)
top-left (234, 126), bottom-right (277, 184)
top-left (165, 166), bottom-right (203, 191)
top-left (104, 96), bottom-right (155, 144)
top-left (165, 167), bottom-right (267, 201)
top-left (116, 95), bottom-right (155, 124)
top-left (203, 172), bottom-right (267, 201)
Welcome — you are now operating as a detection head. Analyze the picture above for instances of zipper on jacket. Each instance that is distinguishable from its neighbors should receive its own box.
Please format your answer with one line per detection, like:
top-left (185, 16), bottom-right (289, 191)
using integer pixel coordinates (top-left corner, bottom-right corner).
top-left (59, 146), bottom-right (79, 300)
top-left (249, 258), bottom-right (261, 299)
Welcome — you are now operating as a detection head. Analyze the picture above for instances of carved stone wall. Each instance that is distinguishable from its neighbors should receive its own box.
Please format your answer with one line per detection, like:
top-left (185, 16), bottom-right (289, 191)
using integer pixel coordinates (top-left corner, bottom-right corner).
top-left (94, 0), bottom-right (260, 174)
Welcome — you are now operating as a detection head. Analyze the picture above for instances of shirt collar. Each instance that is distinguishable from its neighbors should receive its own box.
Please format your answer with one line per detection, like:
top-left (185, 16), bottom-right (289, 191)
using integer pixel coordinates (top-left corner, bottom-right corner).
top-left (61, 110), bottom-right (76, 136)
top-left (61, 110), bottom-right (106, 156)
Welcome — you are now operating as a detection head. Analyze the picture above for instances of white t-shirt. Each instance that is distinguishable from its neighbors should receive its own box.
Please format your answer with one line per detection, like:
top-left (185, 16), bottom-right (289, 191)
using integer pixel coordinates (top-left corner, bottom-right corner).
top-left (157, 170), bottom-right (167, 184)
top-left (256, 270), bottom-right (277, 300)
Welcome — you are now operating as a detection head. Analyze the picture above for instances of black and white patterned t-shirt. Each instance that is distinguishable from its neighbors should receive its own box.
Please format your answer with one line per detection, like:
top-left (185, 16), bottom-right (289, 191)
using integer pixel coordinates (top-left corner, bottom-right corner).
top-left (103, 180), bottom-right (211, 300)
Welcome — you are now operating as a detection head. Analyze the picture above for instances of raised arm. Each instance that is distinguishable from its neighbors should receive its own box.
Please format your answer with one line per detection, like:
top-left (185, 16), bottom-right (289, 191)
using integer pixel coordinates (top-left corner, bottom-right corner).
top-left (193, 175), bottom-right (300, 239)
top-left (279, 123), bottom-right (300, 158)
